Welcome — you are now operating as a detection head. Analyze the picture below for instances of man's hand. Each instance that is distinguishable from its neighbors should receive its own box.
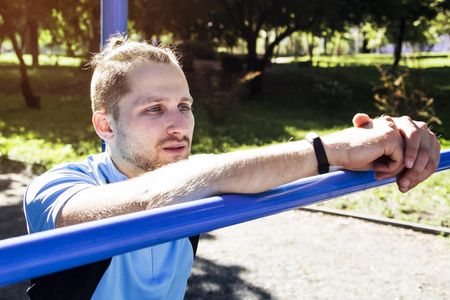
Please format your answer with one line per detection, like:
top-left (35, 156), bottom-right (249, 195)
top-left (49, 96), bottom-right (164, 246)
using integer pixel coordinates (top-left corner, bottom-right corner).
top-left (353, 113), bottom-right (440, 192)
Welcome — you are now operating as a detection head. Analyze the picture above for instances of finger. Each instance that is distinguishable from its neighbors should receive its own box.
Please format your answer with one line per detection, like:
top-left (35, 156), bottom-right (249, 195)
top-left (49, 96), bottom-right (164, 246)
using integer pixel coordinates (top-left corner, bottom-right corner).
top-left (374, 166), bottom-right (405, 181)
top-left (352, 113), bottom-right (373, 128)
top-left (373, 158), bottom-right (405, 180)
top-left (395, 116), bottom-right (422, 169)
top-left (396, 141), bottom-right (441, 192)
top-left (408, 146), bottom-right (430, 175)
top-left (381, 117), bottom-right (405, 171)
top-left (396, 155), bottom-right (428, 192)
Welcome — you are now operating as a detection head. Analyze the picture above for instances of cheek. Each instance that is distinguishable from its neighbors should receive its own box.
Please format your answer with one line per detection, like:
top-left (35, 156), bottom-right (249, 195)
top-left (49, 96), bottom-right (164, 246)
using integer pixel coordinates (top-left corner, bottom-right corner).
top-left (188, 115), bottom-right (195, 132)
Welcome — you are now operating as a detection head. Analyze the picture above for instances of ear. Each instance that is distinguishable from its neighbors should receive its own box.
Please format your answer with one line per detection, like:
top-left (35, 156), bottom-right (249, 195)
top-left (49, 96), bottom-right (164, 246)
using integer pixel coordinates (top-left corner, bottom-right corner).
top-left (92, 111), bottom-right (115, 141)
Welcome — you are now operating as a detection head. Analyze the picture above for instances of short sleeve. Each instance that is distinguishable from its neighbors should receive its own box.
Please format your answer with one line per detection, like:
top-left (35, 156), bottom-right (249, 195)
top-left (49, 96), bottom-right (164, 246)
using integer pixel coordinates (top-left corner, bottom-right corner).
top-left (24, 167), bottom-right (99, 233)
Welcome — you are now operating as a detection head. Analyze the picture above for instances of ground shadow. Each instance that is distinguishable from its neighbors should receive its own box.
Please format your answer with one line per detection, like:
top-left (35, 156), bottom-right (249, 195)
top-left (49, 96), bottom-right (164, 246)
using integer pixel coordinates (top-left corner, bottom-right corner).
top-left (185, 256), bottom-right (274, 300)
top-left (0, 202), bottom-right (29, 300)
top-left (0, 203), bottom-right (27, 239)
top-left (0, 281), bottom-right (29, 300)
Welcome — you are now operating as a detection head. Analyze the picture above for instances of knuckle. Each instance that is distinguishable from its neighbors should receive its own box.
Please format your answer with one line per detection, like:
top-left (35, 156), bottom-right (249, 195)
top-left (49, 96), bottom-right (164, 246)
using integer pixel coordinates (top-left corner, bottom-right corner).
top-left (400, 115), bottom-right (412, 122)
top-left (383, 116), bottom-right (394, 123)
top-left (428, 130), bottom-right (436, 138)
top-left (379, 115), bottom-right (393, 123)
top-left (409, 128), bottom-right (420, 140)
top-left (384, 126), bottom-right (397, 139)
top-left (416, 121), bottom-right (428, 130)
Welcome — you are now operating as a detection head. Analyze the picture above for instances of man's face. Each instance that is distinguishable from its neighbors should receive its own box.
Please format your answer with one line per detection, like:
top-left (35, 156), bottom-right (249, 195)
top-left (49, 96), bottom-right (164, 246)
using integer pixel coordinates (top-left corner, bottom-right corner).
top-left (109, 62), bottom-right (195, 176)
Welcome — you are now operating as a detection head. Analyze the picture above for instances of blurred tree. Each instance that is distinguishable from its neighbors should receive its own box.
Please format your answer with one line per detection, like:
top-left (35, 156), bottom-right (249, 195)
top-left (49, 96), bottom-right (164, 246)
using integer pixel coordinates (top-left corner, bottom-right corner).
top-left (216, 0), bottom-right (319, 94)
top-left (405, 8), bottom-right (450, 52)
top-left (350, 0), bottom-right (442, 69)
top-left (46, 0), bottom-right (100, 57)
top-left (24, 0), bottom-right (42, 66)
top-left (129, 1), bottom-right (371, 94)
top-left (130, 0), bottom-right (212, 41)
top-left (305, 1), bottom-right (348, 60)
top-left (0, 0), bottom-right (40, 109)
top-left (130, 0), bottom-right (329, 94)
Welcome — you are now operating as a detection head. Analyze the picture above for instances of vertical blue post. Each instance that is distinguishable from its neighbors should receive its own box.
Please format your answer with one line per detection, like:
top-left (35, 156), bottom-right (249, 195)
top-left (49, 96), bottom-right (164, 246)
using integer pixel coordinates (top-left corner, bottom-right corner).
top-left (100, 0), bottom-right (128, 151)
top-left (101, 0), bottom-right (128, 47)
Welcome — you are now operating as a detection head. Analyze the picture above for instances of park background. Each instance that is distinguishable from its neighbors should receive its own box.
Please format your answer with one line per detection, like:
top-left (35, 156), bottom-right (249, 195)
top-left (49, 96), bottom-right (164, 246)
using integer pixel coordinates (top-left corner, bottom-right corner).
top-left (1, 1), bottom-right (449, 231)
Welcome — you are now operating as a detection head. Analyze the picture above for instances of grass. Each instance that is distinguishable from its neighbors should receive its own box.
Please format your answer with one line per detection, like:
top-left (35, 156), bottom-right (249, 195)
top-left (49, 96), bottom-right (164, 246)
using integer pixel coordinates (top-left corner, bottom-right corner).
top-left (317, 171), bottom-right (450, 228)
top-left (0, 53), bottom-right (85, 67)
top-left (0, 53), bottom-right (449, 228)
top-left (276, 52), bottom-right (450, 69)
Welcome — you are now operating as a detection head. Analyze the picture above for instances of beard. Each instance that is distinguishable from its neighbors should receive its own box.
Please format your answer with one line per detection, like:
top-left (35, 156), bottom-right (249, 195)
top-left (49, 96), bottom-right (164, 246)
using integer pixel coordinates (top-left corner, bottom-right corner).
top-left (115, 126), bottom-right (191, 172)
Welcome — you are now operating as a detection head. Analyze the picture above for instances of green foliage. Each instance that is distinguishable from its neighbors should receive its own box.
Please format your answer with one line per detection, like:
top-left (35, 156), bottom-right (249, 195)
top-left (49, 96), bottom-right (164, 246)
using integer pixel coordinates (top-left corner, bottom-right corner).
top-left (373, 64), bottom-right (442, 125)
top-left (0, 132), bottom-right (80, 173)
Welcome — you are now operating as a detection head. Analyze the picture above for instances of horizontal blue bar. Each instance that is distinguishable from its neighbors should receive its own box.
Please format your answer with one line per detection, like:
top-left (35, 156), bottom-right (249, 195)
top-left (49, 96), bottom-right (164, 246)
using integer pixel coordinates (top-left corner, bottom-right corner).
top-left (0, 150), bottom-right (449, 287)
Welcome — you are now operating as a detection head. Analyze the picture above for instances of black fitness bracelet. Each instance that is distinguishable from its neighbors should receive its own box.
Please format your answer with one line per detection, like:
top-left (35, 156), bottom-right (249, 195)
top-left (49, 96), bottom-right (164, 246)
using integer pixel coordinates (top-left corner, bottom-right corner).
top-left (306, 132), bottom-right (330, 174)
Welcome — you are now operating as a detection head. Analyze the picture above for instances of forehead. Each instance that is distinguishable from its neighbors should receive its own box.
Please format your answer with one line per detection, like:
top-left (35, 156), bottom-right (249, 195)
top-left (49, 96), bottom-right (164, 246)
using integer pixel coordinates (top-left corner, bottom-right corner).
top-left (122, 62), bottom-right (192, 106)
top-left (128, 62), bottom-right (187, 88)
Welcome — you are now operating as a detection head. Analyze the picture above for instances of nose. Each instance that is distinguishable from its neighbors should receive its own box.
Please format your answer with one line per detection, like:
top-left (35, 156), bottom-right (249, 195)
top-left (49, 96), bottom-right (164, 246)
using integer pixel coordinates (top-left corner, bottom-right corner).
top-left (166, 109), bottom-right (191, 137)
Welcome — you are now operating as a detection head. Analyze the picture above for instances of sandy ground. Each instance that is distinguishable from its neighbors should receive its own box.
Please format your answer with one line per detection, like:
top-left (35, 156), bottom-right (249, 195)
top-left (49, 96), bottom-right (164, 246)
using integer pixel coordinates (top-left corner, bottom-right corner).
top-left (0, 170), bottom-right (449, 300)
top-left (186, 211), bottom-right (450, 299)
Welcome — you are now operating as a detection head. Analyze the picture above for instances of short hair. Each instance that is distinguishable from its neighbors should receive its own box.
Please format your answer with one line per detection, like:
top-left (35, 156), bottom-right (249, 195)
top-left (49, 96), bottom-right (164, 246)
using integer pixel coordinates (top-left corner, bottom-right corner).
top-left (89, 34), bottom-right (181, 120)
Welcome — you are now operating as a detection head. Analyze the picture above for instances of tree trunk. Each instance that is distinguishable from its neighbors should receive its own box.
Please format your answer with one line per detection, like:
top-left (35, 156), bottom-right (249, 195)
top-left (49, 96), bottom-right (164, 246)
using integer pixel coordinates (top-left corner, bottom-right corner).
top-left (245, 26), bottom-right (298, 95)
top-left (246, 33), bottom-right (264, 95)
top-left (308, 33), bottom-right (314, 63)
top-left (393, 18), bottom-right (406, 70)
top-left (88, 5), bottom-right (101, 55)
top-left (27, 20), bottom-right (39, 67)
top-left (9, 33), bottom-right (40, 109)
top-left (361, 31), bottom-right (370, 54)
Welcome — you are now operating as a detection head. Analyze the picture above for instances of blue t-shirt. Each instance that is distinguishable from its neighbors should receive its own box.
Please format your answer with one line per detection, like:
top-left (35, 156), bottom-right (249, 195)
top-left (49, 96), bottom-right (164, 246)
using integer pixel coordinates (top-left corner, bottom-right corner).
top-left (23, 152), bottom-right (194, 299)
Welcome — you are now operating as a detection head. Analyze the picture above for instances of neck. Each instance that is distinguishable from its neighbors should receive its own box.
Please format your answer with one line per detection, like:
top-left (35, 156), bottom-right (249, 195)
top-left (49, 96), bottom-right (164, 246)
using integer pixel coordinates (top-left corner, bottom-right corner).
top-left (106, 147), bottom-right (144, 179)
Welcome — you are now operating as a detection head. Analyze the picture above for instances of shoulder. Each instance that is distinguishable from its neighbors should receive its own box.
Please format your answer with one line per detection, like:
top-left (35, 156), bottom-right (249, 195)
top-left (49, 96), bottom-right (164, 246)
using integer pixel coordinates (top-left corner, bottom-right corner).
top-left (29, 153), bottom-right (110, 188)
top-left (23, 153), bottom-right (114, 233)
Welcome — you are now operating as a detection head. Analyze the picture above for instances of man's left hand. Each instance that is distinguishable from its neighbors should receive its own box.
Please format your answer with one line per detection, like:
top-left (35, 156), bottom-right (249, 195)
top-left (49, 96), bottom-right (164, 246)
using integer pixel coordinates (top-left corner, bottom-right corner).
top-left (353, 113), bottom-right (441, 193)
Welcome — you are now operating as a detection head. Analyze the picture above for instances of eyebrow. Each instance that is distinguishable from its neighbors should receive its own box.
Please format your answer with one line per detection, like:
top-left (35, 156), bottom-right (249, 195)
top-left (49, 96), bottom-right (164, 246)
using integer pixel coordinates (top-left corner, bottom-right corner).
top-left (134, 96), bottom-right (193, 106)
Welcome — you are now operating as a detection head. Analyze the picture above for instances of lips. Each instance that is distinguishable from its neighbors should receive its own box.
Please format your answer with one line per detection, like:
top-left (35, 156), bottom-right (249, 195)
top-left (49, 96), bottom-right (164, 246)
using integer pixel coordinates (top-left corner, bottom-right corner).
top-left (162, 142), bottom-right (186, 154)
top-left (163, 142), bottom-right (185, 149)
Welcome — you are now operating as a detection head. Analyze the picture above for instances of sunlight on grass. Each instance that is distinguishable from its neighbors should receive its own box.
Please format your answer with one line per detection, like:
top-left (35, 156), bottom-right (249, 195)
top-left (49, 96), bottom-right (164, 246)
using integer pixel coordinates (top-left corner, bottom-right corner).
top-left (0, 53), bottom-right (83, 67)
top-left (0, 133), bottom-right (81, 172)
top-left (274, 52), bottom-right (450, 68)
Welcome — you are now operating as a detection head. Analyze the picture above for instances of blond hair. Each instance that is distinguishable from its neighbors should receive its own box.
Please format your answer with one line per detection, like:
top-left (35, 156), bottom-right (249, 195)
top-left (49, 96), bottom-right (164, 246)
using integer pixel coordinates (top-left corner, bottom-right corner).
top-left (89, 34), bottom-right (181, 120)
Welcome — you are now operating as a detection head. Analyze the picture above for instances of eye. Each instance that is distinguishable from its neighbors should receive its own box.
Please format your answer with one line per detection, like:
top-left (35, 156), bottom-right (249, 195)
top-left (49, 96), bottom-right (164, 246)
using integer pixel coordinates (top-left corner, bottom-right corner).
top-left (146, 106), bottom-right (163, 114)
top-left (179, 104), bottom-right (193, 113)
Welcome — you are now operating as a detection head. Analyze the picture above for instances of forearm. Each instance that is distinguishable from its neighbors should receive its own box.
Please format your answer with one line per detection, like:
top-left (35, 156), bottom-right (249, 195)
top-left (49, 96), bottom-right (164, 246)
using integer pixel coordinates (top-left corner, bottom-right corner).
top-left (56, 140), bottom-right (319, 227)
top-left (139, 140), bottom-right (319, 207)
top-left (211, 140), bottom-right (318, 194)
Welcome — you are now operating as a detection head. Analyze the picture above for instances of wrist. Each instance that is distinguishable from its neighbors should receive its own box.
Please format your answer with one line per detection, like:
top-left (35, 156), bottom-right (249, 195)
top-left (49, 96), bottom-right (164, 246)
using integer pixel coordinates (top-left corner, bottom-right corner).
top-left (306, 132), bottom-right (330, 174)
top-left (320, 134), bottom-right (345, 167)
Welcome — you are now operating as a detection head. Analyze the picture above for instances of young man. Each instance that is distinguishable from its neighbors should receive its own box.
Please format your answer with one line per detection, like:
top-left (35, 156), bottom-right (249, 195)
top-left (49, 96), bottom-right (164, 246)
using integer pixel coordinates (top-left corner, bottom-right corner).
top-left (24, 36), bottom-right (440, 299)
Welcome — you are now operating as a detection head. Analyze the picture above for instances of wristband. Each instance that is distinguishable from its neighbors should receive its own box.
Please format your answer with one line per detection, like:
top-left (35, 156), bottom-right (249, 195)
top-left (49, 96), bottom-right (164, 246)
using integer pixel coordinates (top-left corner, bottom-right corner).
top-left (306, 132), bottom-right (330, 174)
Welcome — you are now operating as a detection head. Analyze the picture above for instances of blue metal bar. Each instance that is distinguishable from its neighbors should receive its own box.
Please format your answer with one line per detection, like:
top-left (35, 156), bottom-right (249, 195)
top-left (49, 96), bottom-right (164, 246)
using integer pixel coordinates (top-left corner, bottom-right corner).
top-left (101, 0), bottom-right (128, 47)
top-left (0, 150), bottom-right (449, 287)
top-left (100, 0), bottom-right (127, 151)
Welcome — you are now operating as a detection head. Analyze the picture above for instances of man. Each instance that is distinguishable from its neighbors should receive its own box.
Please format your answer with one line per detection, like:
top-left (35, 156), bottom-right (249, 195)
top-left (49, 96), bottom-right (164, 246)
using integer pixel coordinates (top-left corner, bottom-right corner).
top-left (24, 35), bottom-right (440, 299)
